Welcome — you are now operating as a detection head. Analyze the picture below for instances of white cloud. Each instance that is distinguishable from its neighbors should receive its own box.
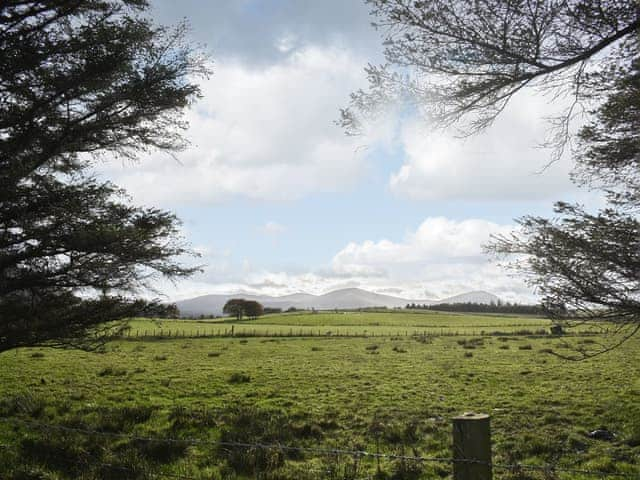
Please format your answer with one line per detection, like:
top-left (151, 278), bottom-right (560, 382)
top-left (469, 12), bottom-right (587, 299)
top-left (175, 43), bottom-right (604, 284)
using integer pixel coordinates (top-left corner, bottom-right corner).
top-left (100, 46), bottom-right (369, 206)
top-left (160, 217), bottom-right (536, 303)
top-left (389, 94), bottom-right (579, 201)
top-left (329, 217), bottom-right (531, 300)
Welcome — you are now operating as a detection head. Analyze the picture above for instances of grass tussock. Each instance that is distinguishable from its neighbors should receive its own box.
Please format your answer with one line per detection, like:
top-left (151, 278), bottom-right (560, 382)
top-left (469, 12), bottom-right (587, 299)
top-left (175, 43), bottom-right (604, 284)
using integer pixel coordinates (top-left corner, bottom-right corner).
top-left (228, 372), bottom-right (251, 384)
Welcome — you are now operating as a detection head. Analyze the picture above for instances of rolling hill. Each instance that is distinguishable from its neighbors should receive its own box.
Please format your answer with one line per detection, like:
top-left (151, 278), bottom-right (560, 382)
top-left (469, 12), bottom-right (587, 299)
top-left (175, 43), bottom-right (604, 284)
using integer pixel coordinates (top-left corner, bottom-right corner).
top-left (174, 288), bottom-right (500, 317)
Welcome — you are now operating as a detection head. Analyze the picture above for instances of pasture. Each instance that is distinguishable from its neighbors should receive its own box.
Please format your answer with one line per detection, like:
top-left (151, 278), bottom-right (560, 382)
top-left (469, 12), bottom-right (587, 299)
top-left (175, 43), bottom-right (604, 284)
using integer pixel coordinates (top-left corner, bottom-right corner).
top-left (125, 311), bottom-right (573, 337)
top-left (1, 310), bottom-right (639, 479)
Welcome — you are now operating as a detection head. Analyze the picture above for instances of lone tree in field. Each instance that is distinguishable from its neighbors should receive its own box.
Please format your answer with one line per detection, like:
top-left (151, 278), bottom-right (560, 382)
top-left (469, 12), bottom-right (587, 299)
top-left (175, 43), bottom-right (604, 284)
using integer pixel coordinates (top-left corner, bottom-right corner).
top-left (243, 300), bottom-right (264, 319)
top-left (223, 299), bottom-right (246, 321)
top-left (222, 299), bottom-right (265, 321)
top-left (343, 0), bottom-right (640, 357)
top-left (0, 1), bottom-right (209, 353)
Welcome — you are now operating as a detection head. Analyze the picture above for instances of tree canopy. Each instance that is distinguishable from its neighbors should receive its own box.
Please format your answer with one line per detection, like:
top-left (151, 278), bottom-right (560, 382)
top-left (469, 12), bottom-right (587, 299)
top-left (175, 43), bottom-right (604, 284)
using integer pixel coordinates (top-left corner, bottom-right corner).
top-left (342, 0), bottom-right (639, 143)
top-left (344, 0), bottom-right (640, 357)
top-left (0, 1), bottom-right (209, 352)
top-left (223, 299), bottom-right (265, 321)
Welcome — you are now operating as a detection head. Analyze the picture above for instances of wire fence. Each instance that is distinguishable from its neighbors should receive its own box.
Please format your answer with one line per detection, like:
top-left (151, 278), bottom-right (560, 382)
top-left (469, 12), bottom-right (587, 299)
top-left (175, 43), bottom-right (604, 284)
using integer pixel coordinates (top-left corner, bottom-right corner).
top-left (113, 327), bottom-right (600, 341)
top-left (1, 416), bottom-right (638, 480)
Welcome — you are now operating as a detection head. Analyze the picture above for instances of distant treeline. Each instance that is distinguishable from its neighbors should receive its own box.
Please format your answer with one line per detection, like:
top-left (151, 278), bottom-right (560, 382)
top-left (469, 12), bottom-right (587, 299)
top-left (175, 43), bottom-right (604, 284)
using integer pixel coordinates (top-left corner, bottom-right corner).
top-left (407, 302), bottom-right (545, 315)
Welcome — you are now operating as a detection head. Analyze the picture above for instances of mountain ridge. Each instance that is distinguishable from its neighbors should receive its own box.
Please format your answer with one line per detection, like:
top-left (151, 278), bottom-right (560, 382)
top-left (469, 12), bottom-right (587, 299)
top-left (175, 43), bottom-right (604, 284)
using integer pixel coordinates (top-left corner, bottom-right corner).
top-left (174, 287), bottom-right (501, 317)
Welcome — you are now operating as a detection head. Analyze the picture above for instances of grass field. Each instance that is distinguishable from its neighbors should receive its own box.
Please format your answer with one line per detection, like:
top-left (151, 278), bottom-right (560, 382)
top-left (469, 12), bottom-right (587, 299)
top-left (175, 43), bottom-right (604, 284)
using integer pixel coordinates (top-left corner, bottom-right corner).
top-left (1, 310), bottom-right (639, 479)
top-left (124, 311), bottom-right (584, 338)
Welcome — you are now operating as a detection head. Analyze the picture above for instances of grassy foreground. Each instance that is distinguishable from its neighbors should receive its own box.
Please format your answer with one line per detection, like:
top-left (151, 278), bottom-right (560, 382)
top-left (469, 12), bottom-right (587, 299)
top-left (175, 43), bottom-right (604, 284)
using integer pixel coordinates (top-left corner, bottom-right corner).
top-left (1, 311), bottom-right (639, 479)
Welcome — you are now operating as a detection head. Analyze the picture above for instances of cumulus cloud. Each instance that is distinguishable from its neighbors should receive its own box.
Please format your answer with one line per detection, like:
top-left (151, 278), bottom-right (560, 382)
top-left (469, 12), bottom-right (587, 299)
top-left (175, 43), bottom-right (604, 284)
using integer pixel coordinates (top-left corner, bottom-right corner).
top-left (161, 217), bottom-right (535, 303)
top-left (100, 46), bottom-right (370, 206)
top-left (329, 217), bottom-right (531, 300)
top-left (332, 217), bottom-right (508, 270)
top-left (389, 94), bottom-right (579, 201)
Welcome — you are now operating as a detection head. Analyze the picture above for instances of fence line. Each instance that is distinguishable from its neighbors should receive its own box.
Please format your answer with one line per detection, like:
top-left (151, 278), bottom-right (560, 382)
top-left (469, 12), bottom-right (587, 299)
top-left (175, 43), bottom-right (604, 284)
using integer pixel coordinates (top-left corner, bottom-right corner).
top-left (115, 328), bottom-right (599, 341)
top-left (1, 417), bottom-right (637, 479)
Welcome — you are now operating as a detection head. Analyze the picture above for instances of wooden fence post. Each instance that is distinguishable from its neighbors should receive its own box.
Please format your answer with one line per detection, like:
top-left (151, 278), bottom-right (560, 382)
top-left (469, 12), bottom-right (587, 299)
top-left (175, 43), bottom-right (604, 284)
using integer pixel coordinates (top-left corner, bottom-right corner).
top-left (452, 412), bottom-right (492, 480)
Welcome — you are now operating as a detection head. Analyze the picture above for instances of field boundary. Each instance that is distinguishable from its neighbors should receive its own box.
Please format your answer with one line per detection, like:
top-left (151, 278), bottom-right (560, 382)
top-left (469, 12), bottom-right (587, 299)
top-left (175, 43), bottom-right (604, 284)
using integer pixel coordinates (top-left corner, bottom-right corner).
top-left (2, 416), bottom-right (636, 480)
top-left (114, 327), bottom-right (600, 341)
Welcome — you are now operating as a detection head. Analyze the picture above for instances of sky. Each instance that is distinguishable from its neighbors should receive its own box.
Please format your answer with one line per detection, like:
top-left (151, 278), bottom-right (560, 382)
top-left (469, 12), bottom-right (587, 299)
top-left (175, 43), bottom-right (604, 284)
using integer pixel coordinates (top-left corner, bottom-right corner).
top-left (98, 0), bottom-right (598, 303)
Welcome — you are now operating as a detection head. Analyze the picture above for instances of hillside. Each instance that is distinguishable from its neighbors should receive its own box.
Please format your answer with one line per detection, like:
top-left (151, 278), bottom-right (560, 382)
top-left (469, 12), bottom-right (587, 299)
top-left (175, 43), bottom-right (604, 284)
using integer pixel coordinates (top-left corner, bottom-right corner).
top-left (175, 288), bottom-right (501, 317)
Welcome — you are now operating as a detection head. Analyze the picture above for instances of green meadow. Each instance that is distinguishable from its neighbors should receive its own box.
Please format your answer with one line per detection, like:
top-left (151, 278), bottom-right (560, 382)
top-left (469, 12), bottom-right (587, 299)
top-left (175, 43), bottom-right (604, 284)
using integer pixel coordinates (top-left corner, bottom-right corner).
top-left (1, 311), bottom-right (639, 479)
top-left (125, 311), bottom-right (567, 337)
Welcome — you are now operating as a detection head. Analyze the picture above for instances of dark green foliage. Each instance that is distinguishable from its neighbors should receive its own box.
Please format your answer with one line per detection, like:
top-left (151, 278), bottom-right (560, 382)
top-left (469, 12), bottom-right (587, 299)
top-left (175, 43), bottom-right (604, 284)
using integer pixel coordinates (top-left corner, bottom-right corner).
top-left (407, 301), bottom-right (545, 315)
top-left (223, 298), bottom-right (265, 320)
top-left (223, 298), bottom-right (246, 321)
top-left (0, 1), bottom-right (209, 353)
top-left (243, 300), bottom-right (265, 319)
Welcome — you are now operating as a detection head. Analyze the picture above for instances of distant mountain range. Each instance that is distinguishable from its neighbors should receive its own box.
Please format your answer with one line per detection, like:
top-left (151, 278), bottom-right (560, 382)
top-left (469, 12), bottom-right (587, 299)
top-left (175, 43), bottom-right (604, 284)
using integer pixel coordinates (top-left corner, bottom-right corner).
top-left (174, 287), bottom-right (501, 317)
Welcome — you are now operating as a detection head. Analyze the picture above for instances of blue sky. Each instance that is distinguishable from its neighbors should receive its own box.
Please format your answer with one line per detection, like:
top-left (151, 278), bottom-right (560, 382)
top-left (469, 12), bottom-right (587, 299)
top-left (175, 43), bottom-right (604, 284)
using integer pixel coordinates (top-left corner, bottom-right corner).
top-left (98, 1), bottom-right (595, 302)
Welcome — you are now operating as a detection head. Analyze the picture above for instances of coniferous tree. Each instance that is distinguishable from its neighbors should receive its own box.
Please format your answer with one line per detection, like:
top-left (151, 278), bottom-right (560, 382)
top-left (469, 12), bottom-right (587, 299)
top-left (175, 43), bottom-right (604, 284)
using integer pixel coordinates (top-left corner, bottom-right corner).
top-left (0, 1), bottom-right (209, 352)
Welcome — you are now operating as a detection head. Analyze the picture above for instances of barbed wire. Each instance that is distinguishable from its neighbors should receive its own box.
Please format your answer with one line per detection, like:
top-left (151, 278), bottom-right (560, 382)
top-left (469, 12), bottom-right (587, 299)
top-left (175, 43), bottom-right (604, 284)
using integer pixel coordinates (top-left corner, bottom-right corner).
top-left (0, 416), bottom-right (452, 464)
top-left (1, 417), bottom-right (639, 478)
